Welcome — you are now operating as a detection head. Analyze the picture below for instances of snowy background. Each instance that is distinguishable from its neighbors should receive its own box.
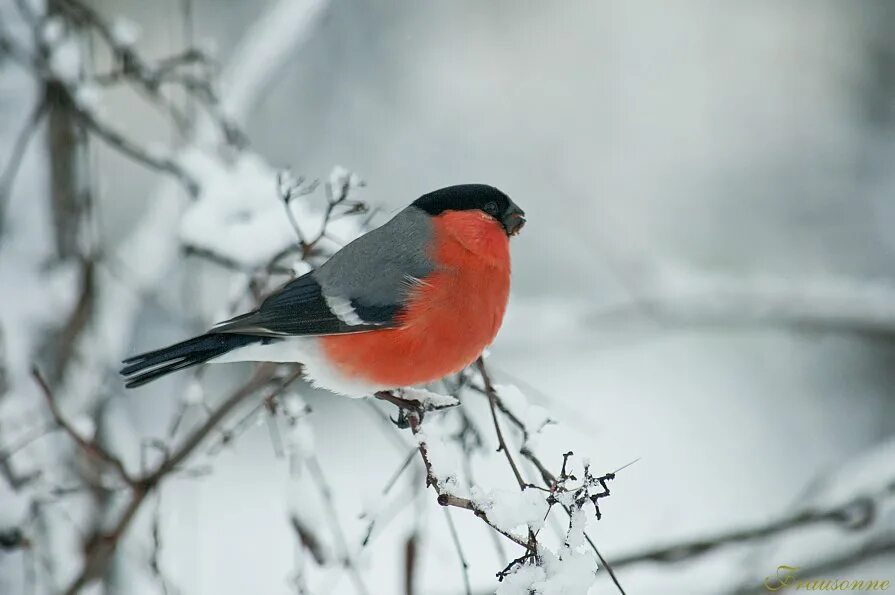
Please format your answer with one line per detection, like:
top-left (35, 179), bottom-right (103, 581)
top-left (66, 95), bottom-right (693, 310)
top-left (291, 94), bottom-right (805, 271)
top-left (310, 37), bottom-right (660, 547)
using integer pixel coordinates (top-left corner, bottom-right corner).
top-left (2, 1), bottom-right (895, 594)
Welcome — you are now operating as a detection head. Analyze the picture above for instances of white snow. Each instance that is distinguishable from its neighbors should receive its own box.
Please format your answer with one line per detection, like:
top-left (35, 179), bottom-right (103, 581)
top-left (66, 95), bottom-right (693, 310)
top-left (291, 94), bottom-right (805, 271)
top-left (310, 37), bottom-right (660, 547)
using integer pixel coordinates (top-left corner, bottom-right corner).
top-left (291, 260), bottom-right (312, 277)
top-left (494, 383), bottom-right (551, 448)
top-left (110, 17), bottom-right (141, 47)
top-left (496, 564), bottom-right (547, 595)
top-left (536, 547), bottom-right (599, 594)
top-left (399, 387), bottom-right (459, 409)
top-left (496, 510), bottom-right (599, 595)
top-left (327, 165), bottom-right (350, 191)
top-left (41, 17), bottom-right (65, 45)
top-left (413, 424), bottom-right (461, 495)
top-left (470, 486), bottom-right (548, 535)
top-left (179, 150), bottom-right (304, 267)
top-left (182, 379), bottom-right (205, 405)
top-left (72, 84), bottom-right (102, 112)
top-left (179, 150), bottom-right (364, 269)
top-left (70, 414), bottom-right (96, 441)
top-left (283, 392), bottom-right (308, 418)
top-left (48, 36), bottom-right (82, 83)
top-left (0, 487), bottom-right (28, 530)
top-left (287, 416), bottom-right (315, 460)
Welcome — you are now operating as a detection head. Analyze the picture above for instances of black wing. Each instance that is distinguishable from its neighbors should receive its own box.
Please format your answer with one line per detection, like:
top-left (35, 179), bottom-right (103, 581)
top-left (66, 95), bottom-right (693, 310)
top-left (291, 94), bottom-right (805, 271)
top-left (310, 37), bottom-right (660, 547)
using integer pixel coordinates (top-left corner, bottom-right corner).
top-left (212, 207), bottom-right (435, 338)
top-left (210, 273), bottom-right (399, 337)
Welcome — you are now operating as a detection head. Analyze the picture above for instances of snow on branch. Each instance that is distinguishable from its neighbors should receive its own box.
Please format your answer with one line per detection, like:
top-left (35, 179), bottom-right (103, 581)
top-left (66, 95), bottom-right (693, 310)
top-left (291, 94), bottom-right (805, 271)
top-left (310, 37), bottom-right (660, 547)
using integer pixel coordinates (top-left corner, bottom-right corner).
top-left (0, 0), bottom-right (341, 592)
top-left (1, 161), bottom-right (373, 591)
top-left (374, 360), bottom-right (628, 595)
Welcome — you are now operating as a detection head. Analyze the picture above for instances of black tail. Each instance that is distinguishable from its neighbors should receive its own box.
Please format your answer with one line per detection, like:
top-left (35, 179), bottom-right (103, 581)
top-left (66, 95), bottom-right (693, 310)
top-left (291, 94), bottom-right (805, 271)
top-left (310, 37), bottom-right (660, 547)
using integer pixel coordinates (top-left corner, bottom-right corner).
top-left (120, 333), bottom-right (265, 388)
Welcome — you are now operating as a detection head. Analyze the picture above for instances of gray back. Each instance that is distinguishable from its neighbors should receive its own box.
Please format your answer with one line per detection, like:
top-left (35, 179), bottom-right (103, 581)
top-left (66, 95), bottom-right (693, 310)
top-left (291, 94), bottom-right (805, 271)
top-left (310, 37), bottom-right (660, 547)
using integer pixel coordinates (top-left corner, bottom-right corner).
top-left (313, 206), bottom-right (435, 307)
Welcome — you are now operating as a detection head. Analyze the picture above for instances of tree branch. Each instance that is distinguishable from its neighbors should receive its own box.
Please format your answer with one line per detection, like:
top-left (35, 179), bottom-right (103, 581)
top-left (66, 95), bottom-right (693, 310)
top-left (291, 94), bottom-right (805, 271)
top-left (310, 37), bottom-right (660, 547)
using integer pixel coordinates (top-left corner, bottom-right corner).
top-left (0, 95), bottom-right (47, 233)
top-left (31, 367), bottom-right (133, 485)
top-left (56, 365), bottom-right (301, 593)
top-left (611, 492), bottom-right (884, 569)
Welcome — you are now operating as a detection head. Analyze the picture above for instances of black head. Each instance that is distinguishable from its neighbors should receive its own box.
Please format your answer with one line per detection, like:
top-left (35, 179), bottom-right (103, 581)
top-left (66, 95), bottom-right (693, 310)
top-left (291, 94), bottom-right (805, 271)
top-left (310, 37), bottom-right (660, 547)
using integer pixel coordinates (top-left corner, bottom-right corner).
top-left (412, 184), bottom-right (526, 236)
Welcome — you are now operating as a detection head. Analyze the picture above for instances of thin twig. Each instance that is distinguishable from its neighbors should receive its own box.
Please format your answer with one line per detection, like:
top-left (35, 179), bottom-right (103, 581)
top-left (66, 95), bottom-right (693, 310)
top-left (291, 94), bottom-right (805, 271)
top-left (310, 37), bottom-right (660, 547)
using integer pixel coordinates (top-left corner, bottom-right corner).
top-left (373, 394), bottom-right (533, 551)
top-left (149, 366), bottom-right (293, 479)
top-left (0, 96), bottom-right (47, 232)
top-left (306, 454), bottom-right (371, 595)
top-left (610, 493), bottom-right (883, 569)
top-left (54, 0), bottom-right (243, 146)
top-left (361, 449), bottom-right (417, 547)
top-left (473, 360), bottom-right (628, 595)
top-left (31, 367), bottom-right (133, 485)
top-left (70, 99), bottom-right (199, 196)
top-left (443, 508), bottom-right (472, 595)
top-left (58, 365), bottom-right (297, 594)
top-left (476, 358), bottom-right (526, 490)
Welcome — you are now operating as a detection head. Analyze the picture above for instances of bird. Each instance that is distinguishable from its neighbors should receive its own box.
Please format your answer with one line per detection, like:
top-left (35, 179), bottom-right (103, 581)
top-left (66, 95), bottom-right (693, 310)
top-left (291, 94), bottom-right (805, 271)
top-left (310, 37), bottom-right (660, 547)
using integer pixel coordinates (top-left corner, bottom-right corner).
top-left (120, 184), bottom-right (526, 397)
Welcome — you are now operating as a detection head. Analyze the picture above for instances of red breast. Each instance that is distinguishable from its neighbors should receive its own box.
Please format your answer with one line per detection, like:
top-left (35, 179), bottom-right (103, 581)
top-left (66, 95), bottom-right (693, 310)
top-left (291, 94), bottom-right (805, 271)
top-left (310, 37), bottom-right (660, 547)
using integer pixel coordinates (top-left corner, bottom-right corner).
top-left (319, 210), bottom-right (511, 387)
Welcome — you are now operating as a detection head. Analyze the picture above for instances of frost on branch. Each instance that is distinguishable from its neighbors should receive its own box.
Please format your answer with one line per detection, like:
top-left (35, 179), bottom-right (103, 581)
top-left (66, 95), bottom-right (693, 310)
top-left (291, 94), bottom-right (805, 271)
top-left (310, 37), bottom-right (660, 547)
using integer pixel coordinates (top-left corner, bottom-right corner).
top-left (374, 364), bottom-right (625, 594)
top-left (400, 387), bottom-right (460, 410)
top-left (471, 486), bottom-right (549, 534)
top-left (0, 0), bottom-right (372, 592)
top-left (282, 391), bottom-right (315, 461)
top-left (498, 535), bottom-right (598, 595)
top-left (179, 151), bottom-right (312, 268)
top-left (488, 452), bottom-right (616, 594)
top-left (493, 383), bottom-right (552, 449)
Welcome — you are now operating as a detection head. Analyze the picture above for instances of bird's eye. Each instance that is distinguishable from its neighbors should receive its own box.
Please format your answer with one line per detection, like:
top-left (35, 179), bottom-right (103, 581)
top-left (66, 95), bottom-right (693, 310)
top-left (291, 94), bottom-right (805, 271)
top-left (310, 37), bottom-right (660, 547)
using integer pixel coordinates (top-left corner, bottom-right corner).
top-left (483, 201), bottom-right (498, 215)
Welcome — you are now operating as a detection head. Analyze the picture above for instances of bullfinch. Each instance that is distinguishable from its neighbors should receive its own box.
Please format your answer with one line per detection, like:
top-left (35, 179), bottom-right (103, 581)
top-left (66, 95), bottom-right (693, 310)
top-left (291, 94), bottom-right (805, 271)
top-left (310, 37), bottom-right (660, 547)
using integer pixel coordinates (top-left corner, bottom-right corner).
top-left (121, 184), bottom-right (526, 397)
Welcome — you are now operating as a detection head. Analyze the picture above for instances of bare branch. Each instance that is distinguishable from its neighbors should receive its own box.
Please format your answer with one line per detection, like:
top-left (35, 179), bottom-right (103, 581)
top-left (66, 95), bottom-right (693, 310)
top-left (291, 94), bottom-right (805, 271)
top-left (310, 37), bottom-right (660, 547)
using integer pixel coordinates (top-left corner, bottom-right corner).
top-left (54, 0), bottom-right (244, 146)
top-left (611, 493), bottom-right (885, 569)
top-left (471, 362), bottom-right (628, 594)
top-left (477, 358), bottom-right (526, 490)
top-left (443, 508), bottom-right (472, 595)
top-left (31, 367), bottom-right (133, 485)
top-left (290, 514), bottom-right (327, 566)
top-left (57, 365), bottom-right (300, 593)
top-left (0, 95), bottom-right (47, 233)
top-left (70, 100), bottom-right (199, 196)
top-left (373, 393), bottom-right (534, 551)
top-left (305, 454), bottom-right (371, 595)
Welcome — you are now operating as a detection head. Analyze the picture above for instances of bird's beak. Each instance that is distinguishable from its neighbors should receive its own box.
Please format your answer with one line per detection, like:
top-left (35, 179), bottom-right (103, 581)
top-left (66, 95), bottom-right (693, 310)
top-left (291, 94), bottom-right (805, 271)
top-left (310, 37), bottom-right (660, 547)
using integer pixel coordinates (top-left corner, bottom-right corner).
top-left (502, 203), bottom-right (526, 236)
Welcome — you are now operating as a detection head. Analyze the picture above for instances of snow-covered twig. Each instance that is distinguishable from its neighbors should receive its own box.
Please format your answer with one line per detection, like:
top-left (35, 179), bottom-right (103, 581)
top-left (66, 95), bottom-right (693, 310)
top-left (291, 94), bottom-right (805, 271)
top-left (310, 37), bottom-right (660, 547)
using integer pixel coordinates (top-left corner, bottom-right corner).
top-left (277, 169), bottom-right (367, 260)
top-left (478, 359), bottom-right (526, 490)
top-left (468, 364), bottom-right (627, 593)
top-left (374, 391), bottom-right (536, 550)
top-left (375, 365), bottom-right (629, 595)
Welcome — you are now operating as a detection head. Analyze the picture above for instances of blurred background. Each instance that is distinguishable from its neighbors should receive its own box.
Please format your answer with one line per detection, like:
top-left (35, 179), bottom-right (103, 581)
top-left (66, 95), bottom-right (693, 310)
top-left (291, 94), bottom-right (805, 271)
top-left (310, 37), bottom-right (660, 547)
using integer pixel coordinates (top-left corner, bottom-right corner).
top-left (2, 1), bottom-right (895, 594)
